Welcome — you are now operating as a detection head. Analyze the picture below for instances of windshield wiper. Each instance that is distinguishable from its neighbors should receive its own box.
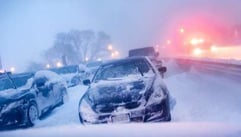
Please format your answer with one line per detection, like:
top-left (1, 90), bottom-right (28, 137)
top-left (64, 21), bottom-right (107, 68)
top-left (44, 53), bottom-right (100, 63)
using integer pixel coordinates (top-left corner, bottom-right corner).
top-left (137, 67), bottom-right (144, 76)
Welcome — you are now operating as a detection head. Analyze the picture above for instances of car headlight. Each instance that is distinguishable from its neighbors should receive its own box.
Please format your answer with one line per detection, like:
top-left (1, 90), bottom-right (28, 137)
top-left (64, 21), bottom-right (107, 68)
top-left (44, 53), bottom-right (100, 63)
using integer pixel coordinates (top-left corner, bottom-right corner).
top-left (79, 99), bottom-right (98, 122)
top-left (146, 86), bottom-right (166, 106)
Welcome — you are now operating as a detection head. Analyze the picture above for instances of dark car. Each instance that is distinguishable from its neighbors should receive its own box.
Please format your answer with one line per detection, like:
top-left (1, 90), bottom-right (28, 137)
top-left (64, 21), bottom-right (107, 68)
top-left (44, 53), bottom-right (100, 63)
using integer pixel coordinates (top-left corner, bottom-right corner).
top-left (128, 47), bottom-right (158, 57)
top-left (128, 47), bottom-right (162, 69)
top-left (0, 70), bottom-right (68, 129)
top-left (78, 57), bottom-right (172, 124)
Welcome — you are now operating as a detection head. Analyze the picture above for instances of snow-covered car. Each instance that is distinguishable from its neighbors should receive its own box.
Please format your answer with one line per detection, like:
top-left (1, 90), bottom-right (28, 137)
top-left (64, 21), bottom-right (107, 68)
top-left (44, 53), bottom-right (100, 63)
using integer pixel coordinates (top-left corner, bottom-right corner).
top-left (78, 57), bottom-right (171, 124)
top-left (0, 70), bottom-right (68, 129)
top-left (50, 65), bottom-right (89, 87)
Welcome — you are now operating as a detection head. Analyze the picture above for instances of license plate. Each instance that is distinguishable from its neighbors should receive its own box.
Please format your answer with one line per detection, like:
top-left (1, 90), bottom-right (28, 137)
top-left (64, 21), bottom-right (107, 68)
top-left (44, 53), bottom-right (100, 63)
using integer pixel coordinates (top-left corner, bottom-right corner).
top-left (111, 114), bottom-right (130, 123)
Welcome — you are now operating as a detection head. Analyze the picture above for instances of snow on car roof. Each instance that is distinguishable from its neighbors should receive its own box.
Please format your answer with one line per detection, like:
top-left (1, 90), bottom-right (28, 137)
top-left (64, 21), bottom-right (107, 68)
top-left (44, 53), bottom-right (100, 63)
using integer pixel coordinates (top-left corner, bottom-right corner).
top-left (34, 70), bottom-right (65, 84)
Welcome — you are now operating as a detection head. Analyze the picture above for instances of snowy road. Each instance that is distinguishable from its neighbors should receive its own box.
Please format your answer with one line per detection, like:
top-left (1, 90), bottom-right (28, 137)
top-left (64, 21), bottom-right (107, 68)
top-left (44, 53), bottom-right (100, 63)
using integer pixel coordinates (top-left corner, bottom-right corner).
top-left (30, 60), bottom-right (241, 128)
top-left (164, 60), bottom-right (241, 124)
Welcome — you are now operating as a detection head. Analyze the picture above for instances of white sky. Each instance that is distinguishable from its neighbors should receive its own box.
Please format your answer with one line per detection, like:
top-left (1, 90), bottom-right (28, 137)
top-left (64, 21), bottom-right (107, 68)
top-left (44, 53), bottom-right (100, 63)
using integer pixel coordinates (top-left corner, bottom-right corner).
top-left (1, 0), bottom-right (241, 72)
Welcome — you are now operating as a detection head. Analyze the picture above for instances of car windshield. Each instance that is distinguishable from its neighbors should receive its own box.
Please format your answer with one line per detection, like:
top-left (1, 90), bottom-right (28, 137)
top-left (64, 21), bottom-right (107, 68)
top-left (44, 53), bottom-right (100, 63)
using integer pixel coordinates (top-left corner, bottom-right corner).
top-left (94, 59), bottom-right (154, 82)
top-left (0, 78), bottom-right (14, 91)
top-left (50, 65), bottom-right (79, 75)
top-left (86, 61), bottom-right (102, 68)
top-left (11, 73), bottom-right (33, 88)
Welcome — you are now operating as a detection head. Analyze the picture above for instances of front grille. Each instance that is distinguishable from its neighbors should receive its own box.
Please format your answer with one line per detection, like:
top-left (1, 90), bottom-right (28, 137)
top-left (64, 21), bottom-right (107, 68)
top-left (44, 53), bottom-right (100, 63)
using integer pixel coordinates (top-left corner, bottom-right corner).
top-left (131, 117), bottom-right (143, 122)
top-left (131, 109), bottom-right (145, 117)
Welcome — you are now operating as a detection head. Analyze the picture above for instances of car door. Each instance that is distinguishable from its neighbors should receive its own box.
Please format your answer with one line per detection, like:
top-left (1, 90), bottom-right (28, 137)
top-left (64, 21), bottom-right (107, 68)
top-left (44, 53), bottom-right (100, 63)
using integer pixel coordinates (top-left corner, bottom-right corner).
top-left (34, 76), bottom-right (54, 111)
top-left (51, 82), bottom-right (63, 105)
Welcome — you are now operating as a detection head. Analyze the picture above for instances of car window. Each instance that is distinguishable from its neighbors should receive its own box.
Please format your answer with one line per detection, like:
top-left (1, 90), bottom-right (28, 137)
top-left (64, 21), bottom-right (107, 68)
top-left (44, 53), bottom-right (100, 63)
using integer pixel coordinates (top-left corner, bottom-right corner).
top-left (135, 59), bottom-right (154, 74)
top-left (35, 77), bottom-right (48, 87)
top-left (0, 78), bottom-right (15, 91)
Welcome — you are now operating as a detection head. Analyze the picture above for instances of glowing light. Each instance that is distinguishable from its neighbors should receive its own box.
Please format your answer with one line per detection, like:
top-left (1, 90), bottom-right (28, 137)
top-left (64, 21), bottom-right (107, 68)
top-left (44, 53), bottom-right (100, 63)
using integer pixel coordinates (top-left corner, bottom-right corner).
top-left (110, 50), bottom-right (120, 58)
top-left (210, 45), bottom-right (218, 53)
top-left (208, 46), bottom-right (241, 60)
top-left (85, 57), bottom-right (89, 62)
top-left (111, 52), bottom-right (115, 58)
top-left (193, 48), bottom-right (203, 56)
top-left (190, 38), bottom-right (205, 46)
top-left (107, 44), bottom-right (113, 51)
top-left (97, 58), bottom-right (102, 61)
top-left (56, 62), bottom-right (63, 68)
top-left (46, 64), bottom-right (51, 69)
top-left (179, 28), bottom-right (185, 33)
top-left (0, 69), bottom-right (5, 73)
top-left (190, 38), bottom-right (199, 45)
top-left (167, 40), bottom-right (171, 45)
top-left (114, 51), bottom-right (119, 56)
top-left (10, 67), bottom-right (15, 73)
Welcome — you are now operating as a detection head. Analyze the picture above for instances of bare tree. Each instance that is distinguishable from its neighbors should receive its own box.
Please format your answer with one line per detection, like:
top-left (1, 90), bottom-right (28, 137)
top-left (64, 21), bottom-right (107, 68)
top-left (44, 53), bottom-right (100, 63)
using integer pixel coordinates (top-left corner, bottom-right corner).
top-left (44, 29), bottom-right (111, 65)
top-left (26, 62), bottom-right (44, 72)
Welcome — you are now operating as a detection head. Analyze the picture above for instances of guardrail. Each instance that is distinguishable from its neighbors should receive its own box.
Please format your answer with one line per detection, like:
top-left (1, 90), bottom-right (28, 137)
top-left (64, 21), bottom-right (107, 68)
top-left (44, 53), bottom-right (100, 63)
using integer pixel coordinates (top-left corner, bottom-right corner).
top-left (172, 58), bottom-right (241, 80)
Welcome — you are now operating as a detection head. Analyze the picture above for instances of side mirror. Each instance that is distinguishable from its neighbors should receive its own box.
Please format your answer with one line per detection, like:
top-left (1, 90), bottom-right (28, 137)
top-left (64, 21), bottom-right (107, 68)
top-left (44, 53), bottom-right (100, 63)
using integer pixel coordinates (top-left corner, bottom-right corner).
top-left (158, 66), bottom-right (167, 74)
top-left (83, 79), bottom-right (91, 86)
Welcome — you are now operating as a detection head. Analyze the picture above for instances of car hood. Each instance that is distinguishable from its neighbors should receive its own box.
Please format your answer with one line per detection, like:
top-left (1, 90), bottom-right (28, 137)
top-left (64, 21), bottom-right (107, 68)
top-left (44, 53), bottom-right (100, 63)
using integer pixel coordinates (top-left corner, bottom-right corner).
top-left (0, 88), bottom-right (30, 105)
top-left (86, 75), bottom-right (155, 113)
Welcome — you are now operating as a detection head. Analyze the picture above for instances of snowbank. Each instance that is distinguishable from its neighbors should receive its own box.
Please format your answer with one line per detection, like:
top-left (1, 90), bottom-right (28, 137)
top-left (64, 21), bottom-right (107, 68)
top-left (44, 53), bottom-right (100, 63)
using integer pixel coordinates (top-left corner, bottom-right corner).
top-left (1, 122), bottom-right (240, 137)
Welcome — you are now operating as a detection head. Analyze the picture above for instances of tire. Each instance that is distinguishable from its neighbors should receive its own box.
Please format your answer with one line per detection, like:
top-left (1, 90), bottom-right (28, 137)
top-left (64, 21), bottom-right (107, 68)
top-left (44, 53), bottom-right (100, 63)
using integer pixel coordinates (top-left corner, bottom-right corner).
top-left (26, 102), bottom-right (39, 126)
top-left (162, 98), bottom-right (171, 122)
top-left (79, 112), bottom-right (84, 124)
top-left (166, 113), bottom-right (171, 121)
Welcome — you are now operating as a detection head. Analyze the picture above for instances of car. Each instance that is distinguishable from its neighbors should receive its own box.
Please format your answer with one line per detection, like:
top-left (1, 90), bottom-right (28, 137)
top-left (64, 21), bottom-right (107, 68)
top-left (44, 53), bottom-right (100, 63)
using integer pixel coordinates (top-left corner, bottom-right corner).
top-left (128, 47), bottom-right (163, 68)
top-left (128, 47), bottom-right (159, 58)
top-left (50, 65), bottom-right (89, 87)
top-left (0, 70), bottom-right (68, 129)
top-left (78, 57), bottom-right (172, 124)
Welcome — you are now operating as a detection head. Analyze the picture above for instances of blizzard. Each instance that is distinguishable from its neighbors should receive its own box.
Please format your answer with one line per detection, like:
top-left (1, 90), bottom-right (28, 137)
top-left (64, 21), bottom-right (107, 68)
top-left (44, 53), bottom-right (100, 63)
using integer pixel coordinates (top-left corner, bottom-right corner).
top-left (1, 60), bottom-right (241, 136)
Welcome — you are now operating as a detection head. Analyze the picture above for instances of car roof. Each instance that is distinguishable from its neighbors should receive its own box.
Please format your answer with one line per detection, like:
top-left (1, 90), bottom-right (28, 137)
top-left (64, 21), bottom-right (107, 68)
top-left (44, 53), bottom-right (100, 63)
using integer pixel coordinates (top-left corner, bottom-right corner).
top-left (101, 56), bottom-right (147, 67)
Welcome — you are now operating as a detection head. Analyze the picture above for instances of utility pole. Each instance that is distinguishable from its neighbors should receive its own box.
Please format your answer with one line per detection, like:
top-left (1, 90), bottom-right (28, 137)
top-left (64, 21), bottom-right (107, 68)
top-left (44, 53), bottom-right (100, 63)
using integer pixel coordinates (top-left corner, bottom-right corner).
top-left (0, 56), bottom-right (2, 70)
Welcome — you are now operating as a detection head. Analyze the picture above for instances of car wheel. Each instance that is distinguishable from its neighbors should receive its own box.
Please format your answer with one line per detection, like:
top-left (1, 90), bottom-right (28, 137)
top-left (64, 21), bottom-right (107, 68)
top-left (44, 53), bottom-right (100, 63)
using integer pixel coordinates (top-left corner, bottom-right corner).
top-left (166, 113), bottom-right (171, 121)
top-left (26, 102), bottom-right (39, 126)
top-left (79, 112), bottom-right (84, 124)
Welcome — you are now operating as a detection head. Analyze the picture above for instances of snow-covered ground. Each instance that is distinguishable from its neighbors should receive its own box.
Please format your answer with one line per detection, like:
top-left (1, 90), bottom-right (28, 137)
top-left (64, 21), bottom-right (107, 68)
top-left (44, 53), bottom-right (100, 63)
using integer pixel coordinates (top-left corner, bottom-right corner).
top-left (164, 60), bottom-right (241, 124)
top-left (1, 59), bottom-right (241, 136)
top-left (2, 122), bottom-right (241, 137)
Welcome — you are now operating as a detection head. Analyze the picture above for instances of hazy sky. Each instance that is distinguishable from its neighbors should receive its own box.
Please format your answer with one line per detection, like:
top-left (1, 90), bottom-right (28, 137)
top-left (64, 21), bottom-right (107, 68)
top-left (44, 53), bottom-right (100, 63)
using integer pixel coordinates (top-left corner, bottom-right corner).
top-left (1, 0), bottom-right (241, 72)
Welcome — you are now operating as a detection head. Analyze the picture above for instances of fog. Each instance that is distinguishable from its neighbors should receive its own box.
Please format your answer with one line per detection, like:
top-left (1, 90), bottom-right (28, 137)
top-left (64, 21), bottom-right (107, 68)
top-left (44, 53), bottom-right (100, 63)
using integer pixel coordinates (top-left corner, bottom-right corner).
top-left (1, 0), bottom-right (241, 72)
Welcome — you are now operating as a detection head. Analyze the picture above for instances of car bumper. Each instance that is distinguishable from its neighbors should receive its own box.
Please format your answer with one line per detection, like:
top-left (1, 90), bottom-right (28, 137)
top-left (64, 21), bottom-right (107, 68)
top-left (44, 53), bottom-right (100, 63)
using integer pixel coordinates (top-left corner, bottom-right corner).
top-left (0, 107), bottom-right (25, 130)
top-left (80, 100), bottom-right (170, 124)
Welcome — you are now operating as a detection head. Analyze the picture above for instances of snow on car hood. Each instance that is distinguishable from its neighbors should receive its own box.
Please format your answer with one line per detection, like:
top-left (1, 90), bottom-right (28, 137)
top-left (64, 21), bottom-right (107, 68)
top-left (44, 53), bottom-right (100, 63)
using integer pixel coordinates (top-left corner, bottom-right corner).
top-left (87, 75), bottom-right (155, 113)
top-left (0, 88), bottom-right (31, 105)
